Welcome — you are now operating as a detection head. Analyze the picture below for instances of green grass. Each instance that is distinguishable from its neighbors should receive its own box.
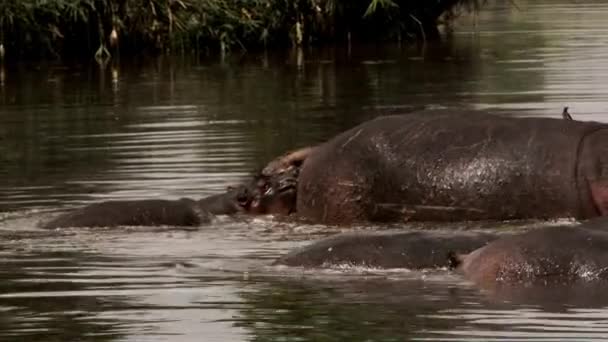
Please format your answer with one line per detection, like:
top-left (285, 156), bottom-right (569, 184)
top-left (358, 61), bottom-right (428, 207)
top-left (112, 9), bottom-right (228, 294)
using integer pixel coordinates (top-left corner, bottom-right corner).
top-left (0, 0), bottom-right (486, 60)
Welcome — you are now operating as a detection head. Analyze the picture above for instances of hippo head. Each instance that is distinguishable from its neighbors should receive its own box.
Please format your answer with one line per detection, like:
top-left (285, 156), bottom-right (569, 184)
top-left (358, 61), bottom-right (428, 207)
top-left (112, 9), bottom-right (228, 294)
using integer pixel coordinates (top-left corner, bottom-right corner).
top-left (221, 146), bottom-right (311, 216)
top-left (243, 146), bottom-right (313, 216)
top-left (215, 168), bottom-right (297, 217)
top-left (246, 167), bottom-right (298, 215)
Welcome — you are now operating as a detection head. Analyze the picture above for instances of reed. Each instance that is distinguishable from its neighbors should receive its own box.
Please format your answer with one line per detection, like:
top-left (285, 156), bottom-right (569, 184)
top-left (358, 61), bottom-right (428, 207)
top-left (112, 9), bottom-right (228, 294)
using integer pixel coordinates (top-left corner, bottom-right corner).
top-left (0, 0), bottom-right (485, 60)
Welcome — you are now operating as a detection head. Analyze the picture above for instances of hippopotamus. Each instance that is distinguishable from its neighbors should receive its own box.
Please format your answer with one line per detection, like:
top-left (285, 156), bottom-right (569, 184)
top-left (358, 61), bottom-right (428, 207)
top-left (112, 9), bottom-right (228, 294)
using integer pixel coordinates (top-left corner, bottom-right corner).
top-left (41, 171), bottom-right (297, 228)
top-left (275, 218), bottom-right (608, 287)
top-left (272, 228), bottom-right (608, 308)
top-left (274, 229), bottom-right (499, 269)
top-left (259, 109), bottom-right (608, 224)
top-left (453, 220), bottom-right (608, 286)
top-left (42, 198), bottom-right (216, 228)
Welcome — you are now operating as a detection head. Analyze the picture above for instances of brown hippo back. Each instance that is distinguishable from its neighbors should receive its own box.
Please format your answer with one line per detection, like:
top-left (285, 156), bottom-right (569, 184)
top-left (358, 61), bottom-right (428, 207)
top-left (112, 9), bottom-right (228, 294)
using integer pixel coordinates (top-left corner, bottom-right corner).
top-left (296, 110), bottom-right (608, 224)
top-left (459, 224), bottom-right (608, 286)
top-left (273, 230), bottom-right (499, 269)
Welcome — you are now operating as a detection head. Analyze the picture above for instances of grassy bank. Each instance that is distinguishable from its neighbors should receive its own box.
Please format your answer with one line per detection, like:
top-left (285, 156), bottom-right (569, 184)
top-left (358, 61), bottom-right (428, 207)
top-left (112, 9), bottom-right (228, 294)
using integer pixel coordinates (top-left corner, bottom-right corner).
top-left (0, 0), bottom-right (485, 61)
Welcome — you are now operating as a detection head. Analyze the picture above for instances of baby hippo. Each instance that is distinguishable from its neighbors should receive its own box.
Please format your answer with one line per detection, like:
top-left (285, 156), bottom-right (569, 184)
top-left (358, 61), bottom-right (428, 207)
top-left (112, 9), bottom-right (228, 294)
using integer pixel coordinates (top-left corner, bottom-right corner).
top-left (41, 186), bottom-right (251, 229)
top-left (42, 198), bottom-right (214, 228)
top-left (40, 169), bottom-right (300, 229)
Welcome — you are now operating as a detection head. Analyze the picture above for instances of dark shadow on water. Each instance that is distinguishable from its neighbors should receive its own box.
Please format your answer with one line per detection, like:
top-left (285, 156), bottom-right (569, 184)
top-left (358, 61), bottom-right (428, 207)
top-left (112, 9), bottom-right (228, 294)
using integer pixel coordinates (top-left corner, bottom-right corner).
top-left (236, 277), bottom-right (472, 341)
top-left (236, 273), bottom-right (608, 341)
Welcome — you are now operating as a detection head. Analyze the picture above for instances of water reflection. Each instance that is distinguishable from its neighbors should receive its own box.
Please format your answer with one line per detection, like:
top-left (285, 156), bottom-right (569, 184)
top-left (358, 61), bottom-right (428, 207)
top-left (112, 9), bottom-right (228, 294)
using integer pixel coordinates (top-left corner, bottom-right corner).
top-left (0, 248), bottom-right (128, 341)
top-left (422, 306), bottom-right (608, 341)
top-left (0, 36), bottom-right (532, 211)
top-left (238, 276), bottom-right (608, 342)
top-left (3, 0), bottom-right (608, 340)
top-left (0, 226), bottom-right (258, 342)
top-left (237, 276), bottom-right (474, 342)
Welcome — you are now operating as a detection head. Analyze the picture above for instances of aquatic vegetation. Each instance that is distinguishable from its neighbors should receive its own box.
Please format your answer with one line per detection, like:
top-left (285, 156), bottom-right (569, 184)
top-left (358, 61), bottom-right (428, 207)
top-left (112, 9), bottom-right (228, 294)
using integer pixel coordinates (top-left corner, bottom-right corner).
top-left (0, 0), bottom-right (486, 59)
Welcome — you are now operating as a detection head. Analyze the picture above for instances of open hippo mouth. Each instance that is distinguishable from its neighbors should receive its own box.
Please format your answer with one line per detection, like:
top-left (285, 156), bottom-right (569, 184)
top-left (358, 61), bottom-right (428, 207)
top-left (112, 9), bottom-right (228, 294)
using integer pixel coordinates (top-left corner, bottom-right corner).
top-left (249, 171), bottom-right (299, 215)
top-left (266, 176), bottom-right (297, 196)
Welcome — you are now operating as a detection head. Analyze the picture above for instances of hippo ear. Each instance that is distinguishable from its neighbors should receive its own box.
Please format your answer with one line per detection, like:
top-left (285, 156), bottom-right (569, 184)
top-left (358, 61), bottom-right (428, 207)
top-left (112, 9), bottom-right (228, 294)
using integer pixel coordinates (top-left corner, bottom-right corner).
top-left (285, 146), bottom-right (314, 167)
top-left (262, 146), bottom-right (314, 176)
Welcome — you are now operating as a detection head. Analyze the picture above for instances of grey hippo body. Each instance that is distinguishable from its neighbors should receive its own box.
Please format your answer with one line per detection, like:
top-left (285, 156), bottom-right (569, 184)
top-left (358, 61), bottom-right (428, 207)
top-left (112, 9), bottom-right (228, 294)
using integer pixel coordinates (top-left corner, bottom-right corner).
top-left (274, 230), bottom-right (499, 269)
top-left (275, 218), bottom-right (608, 286)
top-left (42, 198), bottom-right (216, 228)
top-left (41, 188), bottom-right (246, 229)
top-left (456, 220), bottom-right (608, 286)
top-left (41, 175), bottom-right (295, 228)
top-left (266, 110), bottom-right (608, 224)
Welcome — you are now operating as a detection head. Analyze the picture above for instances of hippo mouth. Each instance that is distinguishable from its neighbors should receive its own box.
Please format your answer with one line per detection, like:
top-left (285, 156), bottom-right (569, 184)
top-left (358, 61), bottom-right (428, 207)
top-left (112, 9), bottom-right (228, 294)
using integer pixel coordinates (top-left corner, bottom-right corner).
top-left (247, 173), bottom-right (298, 215)
top-left (269, 176), bottom-right (298, 196)
top-left (259, 175), bottom-right (298, 205)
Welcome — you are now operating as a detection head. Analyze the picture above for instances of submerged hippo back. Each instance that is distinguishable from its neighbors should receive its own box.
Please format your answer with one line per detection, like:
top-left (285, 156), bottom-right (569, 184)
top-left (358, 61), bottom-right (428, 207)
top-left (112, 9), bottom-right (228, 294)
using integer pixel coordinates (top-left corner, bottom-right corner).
top-left (42, 199), bottom-right (207, 228)
top-left (274, 230), bottom-right (499, 269)
top-left (297, 110), bottom-right (607, 224)
top-left (460, 225), bottom-right (608, 285)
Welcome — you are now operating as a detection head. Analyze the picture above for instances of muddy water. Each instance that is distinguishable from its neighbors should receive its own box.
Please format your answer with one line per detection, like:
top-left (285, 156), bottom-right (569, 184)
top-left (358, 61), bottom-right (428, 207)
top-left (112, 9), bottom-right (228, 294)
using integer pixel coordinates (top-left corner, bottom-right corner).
top-left (3, 0), bottom-right (608, 341)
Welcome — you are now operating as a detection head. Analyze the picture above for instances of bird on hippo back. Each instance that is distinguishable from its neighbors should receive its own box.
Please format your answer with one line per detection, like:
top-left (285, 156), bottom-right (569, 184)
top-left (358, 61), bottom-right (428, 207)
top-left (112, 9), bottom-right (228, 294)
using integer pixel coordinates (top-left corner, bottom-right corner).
top-left (258, 109), bottom-right (608, 224)
top-left (42, 108), bottom-right (608, 228)
top-left (269, 108), bottom-right (608, 293)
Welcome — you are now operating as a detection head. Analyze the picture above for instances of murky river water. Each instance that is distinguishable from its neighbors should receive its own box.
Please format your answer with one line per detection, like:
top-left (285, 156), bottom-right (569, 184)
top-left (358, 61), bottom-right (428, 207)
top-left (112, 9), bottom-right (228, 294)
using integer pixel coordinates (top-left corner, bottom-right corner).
top-left (3, 1), bottom-right (608, 341)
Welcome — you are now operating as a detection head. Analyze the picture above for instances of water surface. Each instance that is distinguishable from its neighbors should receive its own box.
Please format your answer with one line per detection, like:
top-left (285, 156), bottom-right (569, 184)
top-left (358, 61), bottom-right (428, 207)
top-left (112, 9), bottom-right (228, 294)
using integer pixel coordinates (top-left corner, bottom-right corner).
top-left (3, 0), bottom-right (608, 340)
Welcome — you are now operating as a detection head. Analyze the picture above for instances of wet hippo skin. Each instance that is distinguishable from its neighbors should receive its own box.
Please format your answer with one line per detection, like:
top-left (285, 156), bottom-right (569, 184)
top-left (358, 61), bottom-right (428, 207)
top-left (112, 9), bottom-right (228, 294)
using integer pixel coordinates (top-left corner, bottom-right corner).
top-left (457, 220), bottom-right (608, 286)
top-left (292, 110), bottom-right (608, 224)
top-left (274, 230), bottom-right (500, 269)
top-left (275, 218), bottom-right (608, 287)
top-left (40, 169), bottom-right (301, 228)
top-left (41, 198), bottom-right (214, 228)
top-left (41, 185), bottom-right (252, 229)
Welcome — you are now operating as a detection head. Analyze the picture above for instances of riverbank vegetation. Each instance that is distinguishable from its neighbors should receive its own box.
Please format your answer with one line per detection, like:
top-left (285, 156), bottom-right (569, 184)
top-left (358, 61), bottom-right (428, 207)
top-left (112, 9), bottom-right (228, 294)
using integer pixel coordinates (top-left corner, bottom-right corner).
top-left (0, 0), bottom-right (486, 61)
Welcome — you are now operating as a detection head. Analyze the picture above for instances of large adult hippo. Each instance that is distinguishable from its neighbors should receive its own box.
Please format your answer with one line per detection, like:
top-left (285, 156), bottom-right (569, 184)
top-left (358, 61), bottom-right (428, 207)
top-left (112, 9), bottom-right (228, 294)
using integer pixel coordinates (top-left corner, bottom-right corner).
top-left (262, 110), bottom-right (608, 224)
top-left (41, 172), bottom-right (297, 228)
